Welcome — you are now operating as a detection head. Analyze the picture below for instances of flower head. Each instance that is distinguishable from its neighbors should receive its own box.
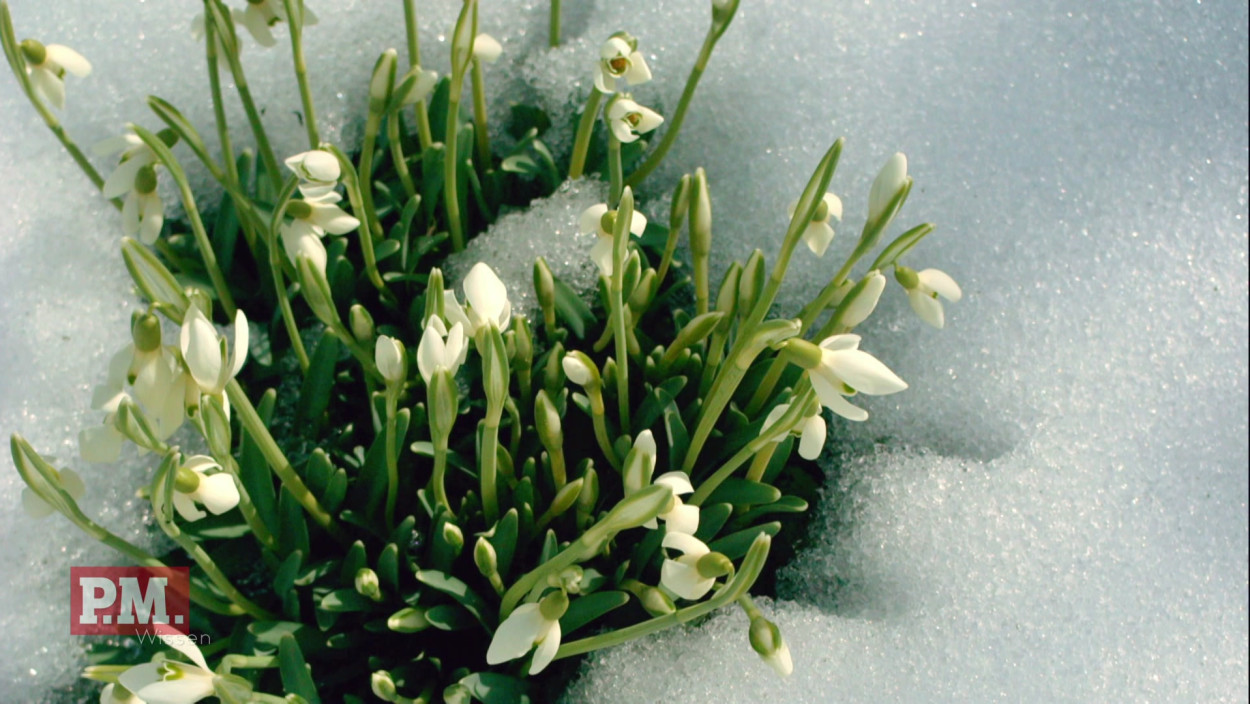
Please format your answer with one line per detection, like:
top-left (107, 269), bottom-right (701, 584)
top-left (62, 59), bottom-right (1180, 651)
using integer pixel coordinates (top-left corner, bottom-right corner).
top-left (762, 403), bottom-right (827, 460)
top-left (118, 630), bottom-right (217, 704)
top-left (579, 203), bottom-right (647, 276)
top-left (788, 192), bottom-right (843, 257)
top-left (896, 266), bottom-right (962, 329)
top-left (284, 149), bottom-right (340, 199)
top-left (472, 33), bottom-right (502, 63)
top-left (97, 131), bottom-right (167, 244)
top-left (279, 192), bottom-right (359, 276)
top-left (748, 616), bottom-right (794, 677)
top-left (659, 532), bottom-right (719, 600)
top-left (606, 97), bottom-right (663, 144)
top-left (235, 0), bottom-right (319, 48)
top-left (172, 455), bottom-right (240, 522)
top-left (179, 303), bottom-right (248, 397)
top-left (375, 335), bottom-right (407, 384)
top-left (868, 152), bottom-right (909, 226)
top-left (594, 35), bottom-right (651, 94)
top-left (99, 683), bottom-right (146, 704)
top-left (21, 467), bottom-right (84, 519)
top-left (486, 591), bottom-right (567, 674)
top-left (19, 39), bottom-right (91, 110)
top-left (416, 316), bottom-right (467, 384)
top-left (808, 334), bottom-right (907, 421)
top-left (445, 263), bottom-right (512, 337)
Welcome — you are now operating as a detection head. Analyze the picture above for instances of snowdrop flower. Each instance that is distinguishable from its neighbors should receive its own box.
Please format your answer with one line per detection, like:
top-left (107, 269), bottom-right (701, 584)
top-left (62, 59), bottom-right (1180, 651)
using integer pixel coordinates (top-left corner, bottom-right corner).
top-left (18, 39), bottom-right (91, 110)
top-left (579, 203), bottom-right (647, 276)
top-left (280, 192), bottom-right (359, 275)
top-left (284, 149), bottom-right (340, 199)
top-left (762, 403), bottom-right (827, 460)
top-left (648, 472), bottom-right (699, 535)
top-left (236, 0), bottom-right (318, 48)
top-left (179, 303), bottom-right (248, 397)
top-left (808, 334), bottom-right (907, 422)
top-left (99, 683), bottom-right (146, 704)
top-left (659, 532), bottom-right (724, 601)
top-left (748, 617), bottom-right (794, 677)
top-left (486, 590), bottom-right (567, 675)
top-left (97, 131), bottom-right (166, 244)
top-left (375, 335), bottom-right (406, 384)
top-left (472, 33), bottom-right (502, 63)
top-left (416, 317), bottom-right (467, 384)
top-left (788, 192), bottom-right (843, 257)
top-left (445, 263), bottom-right (512, 337)
top-left (118, 631), bottom-right (217, 704)
top-left (606, 97), bottom-right (663, 144)
top-left (21, 467), bottom-right (84, 519)
top-left (394, 65), bottom-right (439, 106)
top-left (594, 35), bottom-right (651, 94)
top-left (896, 266), bottom-right (962, 329)
top-left (171, 455), bottom-right (239, 522)
top-left (867, 152), bottom-right (909, 226)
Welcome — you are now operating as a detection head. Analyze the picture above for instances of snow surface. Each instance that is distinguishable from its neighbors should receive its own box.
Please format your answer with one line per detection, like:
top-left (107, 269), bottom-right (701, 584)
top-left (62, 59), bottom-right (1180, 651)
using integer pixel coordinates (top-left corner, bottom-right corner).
top-left (1, 0), bottom-right (1246, 702)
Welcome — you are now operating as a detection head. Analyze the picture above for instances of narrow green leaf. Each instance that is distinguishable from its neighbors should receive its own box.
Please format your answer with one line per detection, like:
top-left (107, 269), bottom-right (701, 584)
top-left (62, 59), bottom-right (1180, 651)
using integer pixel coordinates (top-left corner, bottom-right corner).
top-left (278, 634), bottom-right (321, 703)
top-left (415, 570), bottom-right (492, 628)
top-left (295, 331), bottom-right (340, 428)
top-left (703, 479), bottom-right (782, 506)
top-left (693, 503), bottom-right (733, 543)
top-left (458, 672), bottom-right (533, 704)
top-left (708, 522), bottom-right (781, 560)
top-left (552, 275), bottom-right (594, 339)
top-left (559, 591), bottom-right (629, 636)
top-left (425, 603), bottom-right (475, 631)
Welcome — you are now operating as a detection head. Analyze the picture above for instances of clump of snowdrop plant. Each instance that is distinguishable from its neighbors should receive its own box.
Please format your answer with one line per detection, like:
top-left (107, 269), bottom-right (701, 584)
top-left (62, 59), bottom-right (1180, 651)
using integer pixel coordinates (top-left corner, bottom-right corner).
top-left (3, 0), bottom-right (961, 700)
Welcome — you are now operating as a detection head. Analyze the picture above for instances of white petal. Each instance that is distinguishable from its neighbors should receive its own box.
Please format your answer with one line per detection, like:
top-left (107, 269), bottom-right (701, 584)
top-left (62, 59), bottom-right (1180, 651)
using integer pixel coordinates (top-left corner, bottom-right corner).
top-left (282, 223), bottom-right (326, 274)
top-left (798, 415), bottom-right (827, 460)
top-left (134, 670), bottom-right (216, 704)
top-left (823, 392), bottom-right (869, 422)
top-left (827, 349), bottom-right (907, 395)
top-left (79, 425), bottom-right (123, 463)
top-left (486, 603), bottom-right (545, 664)
top-left (528, 621), bottom-right (561, 675)
top-left (138, 192), bottom-right (164, 245)
top-left (472, 34), bottom-right (502, 63)
top-left (593, 65), bottom-right (615, 94)
top-left (311, 203), bottom-right (360, 234)
top-left (634, 430), bottom-right (656, 458)
top-left (121, 192), bottom-right (141, 239)
top-left (445, 323), bottom-right (466, 373)
top-left (840, 272), bottom-right (886, 327)
top-left (93, 133), bottom-right (143, 158)
top-left (609, 117), bottom-right (637, 143)
top-left (766, 641), bottom-right (794, 677)
top-left (286, 150), bottom-right (340, 182)
top-left (579, 203), bottom-right (609, 235)
top-left (761, 403), bottom-right (790, 442)
top-left (102, 156), bottom-right (146, 199)
top-left (31, 68), bottom-right (65, 110)
top-left (180, 305), bottom-right (223, 393)
top-left (172, 491), bottom-right (206, 522)
top-left (117, 663), bottom-right (163, 697)
top-left (464, 263), bottom-right (508, 327)
top-left (654, 471), bottom-right (694, 496)
top-left (21, 487), bottom-right (55, 519)
top-left (416, 324), bottom-right (446, 384)
top-left (194, 473), bottom-right (240, 515)
top-left (661, 559), bottom-right (715, 600)
top-left (821, 192), bottom-right (844, 221)
top-left (562, 355), bottom-right (592, 386)
top-left (589, 236), bottom-right (614, 276)
top-left (151, 380), bottom-right (188, 440)
top-left (624, 52), bottom-right (652, 85)
top-left (628, 210), bottom-right (648, 236)
top-left (802, 221), bottom-right (834, 257)
top-left (663, 502), bottom-right (700, 536)
top-left (44, 44), bottom-right (92, 77)
top-left (908, 288), bottom-right (945, 329)
top-left (868, 152), bottom-right (908, 223)
top-left (600, 37), bottom-right (631, 61)
top-left (818, 334), bottom-right (861, 352)
top-left (228, 309), bottom-right (249, 379)
top-left (376, 336), bottom-right (404, 382)
top-left (918, 268), bottom-right (962, 302)
top-left (240, 5), bottom-right (278, 46)
top-left (661, 530), bottom-right (709, 557)
top-left (442, 291), bottom-right (473, 333)
top-left (633, 106), bottom-right (664, 134)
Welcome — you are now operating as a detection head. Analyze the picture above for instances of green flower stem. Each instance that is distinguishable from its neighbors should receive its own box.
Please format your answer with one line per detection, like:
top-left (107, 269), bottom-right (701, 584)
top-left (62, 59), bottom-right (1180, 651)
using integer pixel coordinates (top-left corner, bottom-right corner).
top-left (549, 0), bottom-right (561, 47)
top-left (609, 188), bottom-right (635, 435)
top-left (744, 442), bottom-right (777, 483)
top-left (358, 112), bottom-right (387, 240)
top-left (590, 401), bottom-right (620, 471)
top-left (206, 0), bottom-right (281, 194)
top-left (222, 455), bottom-right (279, 551)
top-left (471, 57), bottom-right (491, 170)
top-left (248, 694), bottom-right (288, 704)
top-left (386, 109), bottom-right (419, 202)
top-left (690, 391), bottom-right (808, 505)
top-left (133, 125), bottom-right (237, 318)
top-left (607, 133), bottom-right (623, 206)
top-left (681, 363), bottom-right (744, 474)
top-left (383, 386), bottom-right (400, 529)
top-left (401, 0), bottom-right (433, 150)
top-left (281, 0), bottom-right (319, 149)
top-left (480, 418), bottom-right (501, 525)
top-left (226, 380), bottom-right (346, 541)
top-left (269, 178), bottom-right (312, 372)
top-left (555, 531), bottom-right (771, 660)
top-left (567, 88), bottom-right (603, 180)
top-left (218, 654), bottom-right (277, 676)
top-left (431, 435), bottom-right (451, 514)
top-left (325, 145), bottom-right (390, 297)
top-left (444, 92), bottom-right (466, 251)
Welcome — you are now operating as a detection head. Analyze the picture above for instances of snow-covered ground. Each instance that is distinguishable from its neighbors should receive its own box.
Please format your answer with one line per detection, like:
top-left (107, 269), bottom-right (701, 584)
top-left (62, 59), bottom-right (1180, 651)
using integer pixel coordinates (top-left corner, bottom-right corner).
top-left (1, 1), bottom-right (1245, 702)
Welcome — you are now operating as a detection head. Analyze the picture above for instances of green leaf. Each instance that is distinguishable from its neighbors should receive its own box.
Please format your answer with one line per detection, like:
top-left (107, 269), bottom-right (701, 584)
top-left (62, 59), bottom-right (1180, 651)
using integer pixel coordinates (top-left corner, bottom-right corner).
top-left (703, 479), bottom-right (782, 506)
top-left (708, 522), bottom-right (781, 560)
top-left (693, 503), bottom-right (733, 543)
top-left (319, 588), bottom-right (375, 613)
top-left (295, 331), bottom-right (340, 428)
top-left (635, 376), bottom-right (687, 432)
top-left (730, 496), bottom-right (809, 526)
top-left (377, 543), bottom-right (401, 592)
top-left (560, 591), bottom-right (629, 636)
top-left (488, 509), bottom-right (519, 578)
top-left (278, 634), bottom-right (321, 703)
top-left (273, 550), bottom-right (303, 595)
top-left (425, 603), bottom-right (475, 631)
top-left (374, 238), bottom-right (402, 262)
top-left (663, 405), bottom-right (690, 471)
top-left (458, 672), bottom-right (533, 704)
top-left (415, 570), bottom-right (492, 629)
top-left (341, 541), bottom-right (367, 585)
top-left (552, 275), bottom-right (594, 339)
top-left (322, 469), bottom-right (348, 514)
top-left (278, 486), bottom-right (310, 557)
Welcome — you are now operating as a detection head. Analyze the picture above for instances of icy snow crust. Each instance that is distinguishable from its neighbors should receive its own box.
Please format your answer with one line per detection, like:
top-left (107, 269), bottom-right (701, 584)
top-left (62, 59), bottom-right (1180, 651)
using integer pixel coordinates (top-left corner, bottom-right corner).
top-left (1, 0), bottom-right (1246, 701)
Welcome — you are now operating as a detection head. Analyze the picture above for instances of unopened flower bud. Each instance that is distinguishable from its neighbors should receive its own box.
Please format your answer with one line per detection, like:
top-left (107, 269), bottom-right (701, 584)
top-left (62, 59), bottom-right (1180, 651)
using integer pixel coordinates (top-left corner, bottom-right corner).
top-left (375, 335), bottom-right (406, 384)
top-left (748, 616), bottom-right (793, 677)
top-left (690, 168), bottom-right (712, 257)
top-left (474, 537), bottom-right (499, 578)
top-left (670, 174), bottom-right (692, 230)
top-left (867, 152), bottom-right (909, 229)
top-left (371, 670), bottom-right (398, 702)
top-left (369, 49), bottom-right (398, 109)
top-left (387, 607), bottom-right (430, 633)
top-left (349, 304), bottom-right (375, 343)
top-left (355, 567), bottom-right (383, 601)
top-left (547, 478), bottom-right (583, 519)
top-left (534, 389), bottom-right (563, 450)
top-left (533, 257), bottom-right (556, 330)
top-left (562, 351), bottom-right (600, 389)
top-left (835, 270), bottom-right (886, 328)
top-left (442, 522), bottom-right (464, 555)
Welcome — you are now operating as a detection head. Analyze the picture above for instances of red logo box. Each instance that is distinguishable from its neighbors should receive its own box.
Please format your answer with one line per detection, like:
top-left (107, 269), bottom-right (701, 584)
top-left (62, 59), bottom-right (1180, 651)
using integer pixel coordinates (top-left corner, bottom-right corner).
top-left (70, 567), bottom-right (190, 636)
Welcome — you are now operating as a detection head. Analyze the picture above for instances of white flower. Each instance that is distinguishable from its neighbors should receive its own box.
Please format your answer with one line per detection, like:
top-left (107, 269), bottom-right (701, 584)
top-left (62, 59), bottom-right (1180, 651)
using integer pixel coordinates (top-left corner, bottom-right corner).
top-left (594, 36), bottom-right (651, 94)
top-left (472, 33), bottom-right (502, 63)
top-left (118, 631), bottom-right (217, 704)
top-left (838, 270), bottom-right (886, 328)
top-left (902, 268), bottom-right (962, 329)
top-left (19, 39), bottom-right (91, 110)
top-left (808, 334), bottom-right (907, 422)
top-left (279, 192), bottom-right (360, 275)
top-left (172, 456), bottom-right (240, 523)
top-left (284, 149), bottom-right (340, 199)
top-left (179, 303), bottom-right (248, 397)
top-left (561, 353), bottom-right (595, 387)
top-left (659, 532), bottom-right (716, 600)
top-left (447, 262), bottom-right (512, 337)
top-left (606, 97), bottom-right (663, 144)
top-left (648, 471), bottom-right (699, 535)
top-left (236, 0), bottom-right (319, 48)
top-left (748, 617), bottom-right (794, 678)
top-left (97, 132), bottom-right (164, 244)
top-left (486, 602), bottom-right (562, 675)
top-left (579, 203), bottom-right (647, 276)
top-left (100, 682), bottom-right (147, 704)
top-left (395, 66), bottom-right (439, 106)
top-left (762, 403), bottom-right (827, 460)
top-left (788, 193), bottom-right (843, 257)
top-left (867, 152), bottom-right (908, 226)
top-left (21, 468), bottom-right (84, 519)
top-left (375, 335), bottom-right (406, 384)
top-left (416, 317), bottom-right (467, 384)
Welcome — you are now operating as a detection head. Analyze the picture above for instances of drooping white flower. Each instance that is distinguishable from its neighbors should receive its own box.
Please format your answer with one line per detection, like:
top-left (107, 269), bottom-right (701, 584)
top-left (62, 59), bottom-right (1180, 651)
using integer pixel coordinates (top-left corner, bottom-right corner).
top-left (606, 97), bottom-right (663, 144)
top-left (561, 352), bottom-right (596, 387)
top-left (762, 403), bottom-right (827, 460)
top-left (235, 0), bottom-right (319, 48)
top-left (19, 39), bottom-right (91, 110)
top-left (486, 599), bottom-right (564, 675)
top-left (179, 304), bottom-right (248, 397)
top-left (837, 270), bottom-right (887, 328)
top-left (283, 149), bottom-right (340, 199)
top-left (807, 334), bottom-right (907, 422)
top-left (394, 65), bottom-right (439, 107)
top-left (748, 617), bottom-right (794, 678)
top-left (21, 468), bottom-right (84, 519)
top-left (448, 262), bottom-right (512, 336)
top-left (172, 455), bottom-right (240, 523)
top-left (867, 152), bottom-right (908, 226)
top-left (118, 631), bottom-right (217, 704)
top-left (472, 33), bottom-right (502, 63)
top-left (900, 267), bottom-right (962, 329)
top-left (659, 531), bottom-right (716, 600)
top-left (594, 35), bottom-right (651, 94)
top-left (648, 471), bottom-right (699, 535)
top-left (579, 203), bottom-right (647, 276)
top-left (97, 132), bottom-right (164, 244)
top-left (788, 192), bottom-right (843, 257)
top-left (279, 192), bottom-right (360, 275)
top-left (100, 682), bottom-right (147, 704)
top-left (416, 316), bottom-right (467, 384)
